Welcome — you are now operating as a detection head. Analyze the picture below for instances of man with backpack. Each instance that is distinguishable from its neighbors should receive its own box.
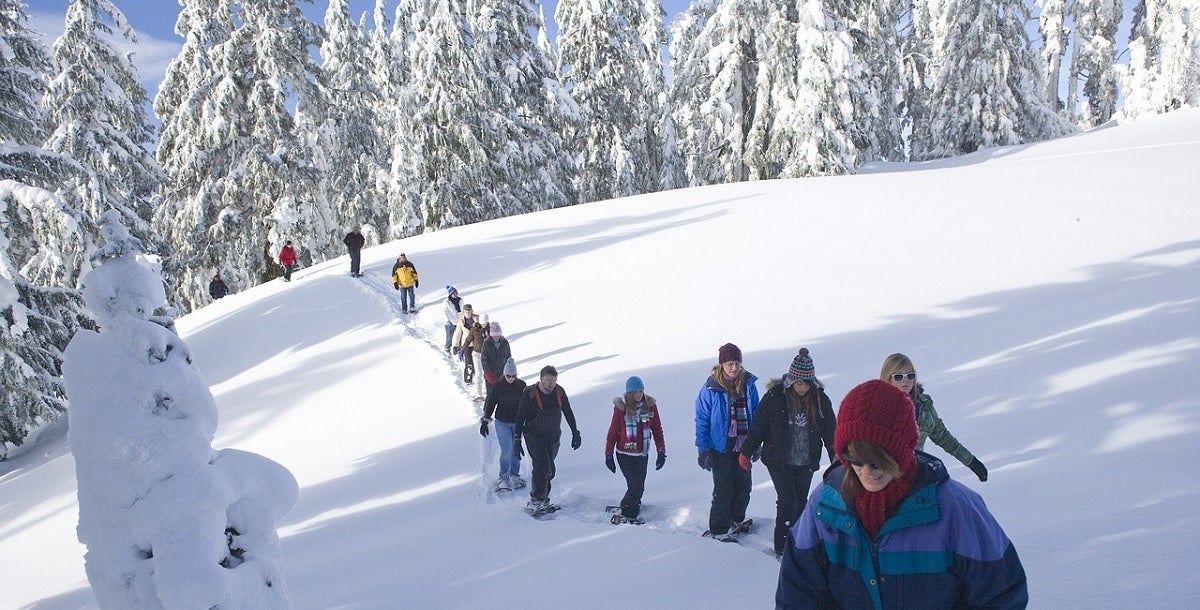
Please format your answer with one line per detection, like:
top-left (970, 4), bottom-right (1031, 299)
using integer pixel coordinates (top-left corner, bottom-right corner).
top-left (513, 366), bottom-right (581, 515)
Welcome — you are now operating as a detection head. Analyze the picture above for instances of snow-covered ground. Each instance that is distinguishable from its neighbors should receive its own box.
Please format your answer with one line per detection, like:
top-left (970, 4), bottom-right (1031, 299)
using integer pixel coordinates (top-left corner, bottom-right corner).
top-left (3, 108), bottom-right (1199, 609)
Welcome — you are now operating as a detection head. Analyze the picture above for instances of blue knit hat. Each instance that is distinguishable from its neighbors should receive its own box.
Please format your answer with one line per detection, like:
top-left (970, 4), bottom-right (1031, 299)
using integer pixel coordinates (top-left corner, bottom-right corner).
top-left (446, 285), bottom-right (457, 295)
top-left (625, 376), bottom-right (645, 393)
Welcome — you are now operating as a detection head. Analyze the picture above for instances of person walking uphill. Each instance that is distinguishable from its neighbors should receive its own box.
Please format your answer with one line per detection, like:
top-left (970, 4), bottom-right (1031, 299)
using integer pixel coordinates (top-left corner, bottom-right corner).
top-left (881, 353), bottom-right (989, 482)
top-left (480, 358), bottom-right (527, 492)
top-left (278, 241), bottom-right (297, 282)
top-left (738, 348), bottom-right (835, 557)
top-left (513, 366), bottom-right (581, 515)
top-left (390, 253), bottom-right (419, 314)
top-left (480, 321), bottom-right (511, 393)
top-left (343, 227), bottom-right (365, 277)
top-left (604, 376), bottom-right (666, 524)
top-left (208, 273), bottom-right (228, 300)
top-left (695, 343), bottom-right (760, 540)
top-left (443, 286), bottom-right (462, 354)
top-left (777, 380), bottom-right (1027, 608)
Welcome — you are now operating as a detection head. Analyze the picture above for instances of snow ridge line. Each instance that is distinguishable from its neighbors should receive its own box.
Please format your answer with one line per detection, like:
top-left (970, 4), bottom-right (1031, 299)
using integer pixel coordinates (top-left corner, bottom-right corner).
top-left (348, 272), bottom-right (778, 556)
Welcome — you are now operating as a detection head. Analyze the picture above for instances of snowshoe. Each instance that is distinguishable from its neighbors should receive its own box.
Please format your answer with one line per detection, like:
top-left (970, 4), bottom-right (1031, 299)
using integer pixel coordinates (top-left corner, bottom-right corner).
top-left (526, 501), bottom-right (560, 518)
top-left (610, 514), bottom-right (644, 526)
top-left (495, 478), bottom-right (512, 493)
top-left (731, 518), bottom-right (754, 535)
top-left (509, 476), bottom-right (526, 489)
top-left (702, 529), bottom-right (740, 543)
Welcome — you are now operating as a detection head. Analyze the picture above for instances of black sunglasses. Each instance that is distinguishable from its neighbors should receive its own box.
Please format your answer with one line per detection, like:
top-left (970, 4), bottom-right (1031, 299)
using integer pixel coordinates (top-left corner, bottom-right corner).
top-left (890, 372), bottom-right (917, 382)
top-left (841, 453), bottom-right (880, 470)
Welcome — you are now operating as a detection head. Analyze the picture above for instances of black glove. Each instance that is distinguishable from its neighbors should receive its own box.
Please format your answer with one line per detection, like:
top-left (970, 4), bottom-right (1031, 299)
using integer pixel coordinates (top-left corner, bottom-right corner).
top-left (697, 451), bottom-right (712, 471)
top-left (655, 453), bottom-right (666, 470)
top-left (605, 455), bottom-right (616, 473)
top-left (415, 280), bottom-right (419, 288)
top-left (513, 438), bottom-right (524, 459)
top-left (570, 429), bottom-right (582, 450)
top-left (479, 418), bottom-right (489, 438)
top-left (393, 282), bottom-right (399, 290)
top-left (967, 457), bottom-right (988, 482)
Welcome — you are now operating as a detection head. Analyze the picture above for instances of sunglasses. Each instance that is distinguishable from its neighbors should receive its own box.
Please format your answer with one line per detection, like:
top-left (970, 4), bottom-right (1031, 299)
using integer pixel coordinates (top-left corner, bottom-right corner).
top-left (890, 372), bottom-right (917, 382)
top-left (841, 453), bottom-right (880, 470)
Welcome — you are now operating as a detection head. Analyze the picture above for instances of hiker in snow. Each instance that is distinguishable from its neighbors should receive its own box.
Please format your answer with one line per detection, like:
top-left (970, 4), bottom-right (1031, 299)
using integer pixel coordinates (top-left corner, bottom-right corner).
top-left (480, 321), bottom-right (512, 396)
top-left (208, 273), bottom-right (228, 300)
top-left (390, 253), bottom-right (419, 314)
top-left (604, 376), bottom-right (666, 524)
top-left (777, 380), bottom-right (1028, 608)
top-left (343, 227), bottom-right (365, 277)
top-left (452, 304), bottom-right (484, 389)
top-left (880, 353), bottom-right (989, 482)
top-left (443, 286), bottom-right (463, 354)
top-left (695, 342), bottom-right (760, 541)
top-left (513, 365), bottom-right (581, 513)
top-left (480, 357), bottom-right (527, 491)
top-left (738, 348), bottom-right (836, 557)
top-left (278, 240), bottom-right (297, 282)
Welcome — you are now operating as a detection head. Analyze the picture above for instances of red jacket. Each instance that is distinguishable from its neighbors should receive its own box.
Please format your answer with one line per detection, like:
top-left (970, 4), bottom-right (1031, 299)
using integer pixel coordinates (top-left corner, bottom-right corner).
top-left (605, 395), bottom-right (666, 457)
top-left (279, 245), bottom-right (297, 266)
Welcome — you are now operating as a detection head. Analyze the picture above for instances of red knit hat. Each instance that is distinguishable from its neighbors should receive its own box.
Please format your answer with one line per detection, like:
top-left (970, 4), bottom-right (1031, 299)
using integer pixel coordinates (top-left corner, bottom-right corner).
top-left (834, 380), bottom-right (918, 474)
top-left (718, 342), bottom-right (742, 363)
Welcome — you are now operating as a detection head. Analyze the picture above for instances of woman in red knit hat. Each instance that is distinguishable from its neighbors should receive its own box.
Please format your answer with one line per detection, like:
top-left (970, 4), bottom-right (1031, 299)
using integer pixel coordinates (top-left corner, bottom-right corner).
top-left (776, 380), bottom-right (1027, 609)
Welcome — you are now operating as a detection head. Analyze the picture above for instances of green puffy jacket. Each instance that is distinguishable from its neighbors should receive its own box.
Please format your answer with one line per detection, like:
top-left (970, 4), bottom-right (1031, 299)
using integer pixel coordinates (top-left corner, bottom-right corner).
top-left (912, 388), bottom-right (976, 468)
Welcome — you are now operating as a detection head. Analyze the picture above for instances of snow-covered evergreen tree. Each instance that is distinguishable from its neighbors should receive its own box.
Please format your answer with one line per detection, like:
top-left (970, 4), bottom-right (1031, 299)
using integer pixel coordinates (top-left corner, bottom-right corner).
top-left (915, 0), bottom-right (1075, 159)
top-left (0, 0), bottom-right (92, 450)
top-left (43, 0), bottom-right (164, 260)
top-left (65, 211), bottom-right (297, 609)
top-left (1121, 0), bottom-right (1200, 119)
top-left (470, 0), bottom-right (576, 213)
top-left (669, 0), bottom-right (765, 185)
top-left (557, 0), bottom-right (669, 202)
top-left (154, 0), bottom-right (325, 312)
top-left (368, 0), bottom-right (419, 239)
top-left (310, 0), bottom-right (390, 245)
top-left (1068, 0), bottom-right (1122, 126)
top-left (400, 0), bottom-right (494, 228)
top-left (1037, 0), bottom-right (1069, 112)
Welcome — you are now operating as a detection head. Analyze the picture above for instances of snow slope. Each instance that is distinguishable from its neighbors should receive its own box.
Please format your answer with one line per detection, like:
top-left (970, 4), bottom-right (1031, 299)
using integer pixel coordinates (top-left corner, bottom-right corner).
top-left (2, 108), bottom-right (1199, 609)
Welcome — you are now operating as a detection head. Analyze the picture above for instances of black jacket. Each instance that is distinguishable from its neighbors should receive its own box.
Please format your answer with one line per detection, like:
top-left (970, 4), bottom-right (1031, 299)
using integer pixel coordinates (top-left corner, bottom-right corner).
top-left (515, 384), bottom-right (578, 441)
top-left (208, 278), bottom-right (228, 299)
top-left (483, 376), bottom-right (526, 423)
top-left (740, 380), bottom-right (836, 469)
top-left (343, 231), bottom-right (364, 250)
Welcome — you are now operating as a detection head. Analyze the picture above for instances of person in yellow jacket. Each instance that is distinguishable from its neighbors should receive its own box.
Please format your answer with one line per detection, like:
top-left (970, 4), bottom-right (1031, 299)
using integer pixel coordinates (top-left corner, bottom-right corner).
top-left (390, 253), bottom-right (419, 314)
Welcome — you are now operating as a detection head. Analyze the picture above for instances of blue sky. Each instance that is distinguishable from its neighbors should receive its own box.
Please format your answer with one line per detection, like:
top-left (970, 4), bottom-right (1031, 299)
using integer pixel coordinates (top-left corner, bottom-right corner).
top-left (25, 0), bottom-right (692, 98)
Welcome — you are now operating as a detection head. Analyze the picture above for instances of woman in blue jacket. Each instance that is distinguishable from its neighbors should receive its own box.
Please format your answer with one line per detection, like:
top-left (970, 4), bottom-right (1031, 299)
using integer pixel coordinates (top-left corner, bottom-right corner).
top-left (695, 343), bottom-right (760, 540)
top-left (777, 380), bottom-right (1027, 609)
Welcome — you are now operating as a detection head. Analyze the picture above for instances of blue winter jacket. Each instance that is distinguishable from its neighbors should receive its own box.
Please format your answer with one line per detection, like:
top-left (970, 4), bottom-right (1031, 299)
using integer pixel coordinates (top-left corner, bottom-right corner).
top-left (777, 452), bottom-right (1028, 609)
top-left (694, 369), bottom-right (760, 453)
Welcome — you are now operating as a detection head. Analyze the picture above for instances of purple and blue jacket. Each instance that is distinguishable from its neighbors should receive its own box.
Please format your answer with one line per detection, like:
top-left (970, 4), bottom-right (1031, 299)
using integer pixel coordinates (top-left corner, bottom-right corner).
top-left (776, 452), bottom-right (1028, 609)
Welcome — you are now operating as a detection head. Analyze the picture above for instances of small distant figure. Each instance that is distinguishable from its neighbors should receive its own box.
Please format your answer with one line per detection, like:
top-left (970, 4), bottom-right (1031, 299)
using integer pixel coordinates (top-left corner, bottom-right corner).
top-left (443, 286), bottom-right (462, 354)
top-left (514, 365), bottom-right (581, 515)
top-left (278, 241), bottom-right (297, 282)
top-left (480, 321), bottom-right (511, 394)
top-left (452, 304), bottom-right (484, 388)
top-left (343, 227), bottom-right (365, 277)
top-left (480, 357), bottom-right (527, 492)
top-left (390, 253), bottom-right (419, 313)
top-left (604, 375), bottom-right (666, 525)
top-left (208, 273), bottom-right (228, 300)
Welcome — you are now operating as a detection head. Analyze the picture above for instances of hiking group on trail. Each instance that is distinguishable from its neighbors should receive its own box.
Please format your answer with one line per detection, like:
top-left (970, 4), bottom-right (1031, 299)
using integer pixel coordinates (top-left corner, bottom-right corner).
top-left (260, 247), bottom-right (1023, 606)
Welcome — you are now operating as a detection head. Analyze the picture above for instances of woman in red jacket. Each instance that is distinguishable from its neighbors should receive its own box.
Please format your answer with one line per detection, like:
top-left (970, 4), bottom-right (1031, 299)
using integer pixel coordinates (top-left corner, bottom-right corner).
top-left (278, 240), bottom-right (297, 282)
top-left (604, 376), bottom-right (666, 524)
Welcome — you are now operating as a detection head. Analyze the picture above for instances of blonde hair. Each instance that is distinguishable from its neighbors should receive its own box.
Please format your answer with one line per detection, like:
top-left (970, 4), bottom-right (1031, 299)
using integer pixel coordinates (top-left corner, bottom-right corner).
top-left (880, 353), bottom-right (922, 391)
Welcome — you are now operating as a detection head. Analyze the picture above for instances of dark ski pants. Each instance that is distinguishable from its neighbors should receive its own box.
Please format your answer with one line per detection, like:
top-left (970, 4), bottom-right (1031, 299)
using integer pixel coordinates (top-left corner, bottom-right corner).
top-left (524, 432), bottom-right (560, 503)
top-left (708, 449), bottom-right (751, 534)
top-left (765, 463), bottom-right (817, 554)
top-left (616, 453), bottom-right (649, 519)
top-left (348, 249), bottom-right (361, 274)
top-left (282, 264), bottom-right (294, 281)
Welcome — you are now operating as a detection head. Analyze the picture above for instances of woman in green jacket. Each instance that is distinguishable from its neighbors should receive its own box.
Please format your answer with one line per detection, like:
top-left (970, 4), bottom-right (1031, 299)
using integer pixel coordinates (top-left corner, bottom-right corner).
top-left (880, 353), bottom-right (989, 482)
